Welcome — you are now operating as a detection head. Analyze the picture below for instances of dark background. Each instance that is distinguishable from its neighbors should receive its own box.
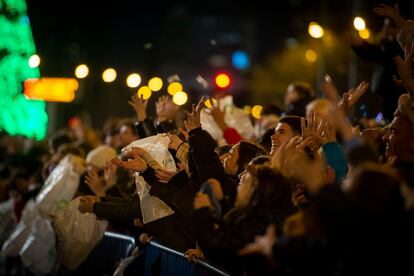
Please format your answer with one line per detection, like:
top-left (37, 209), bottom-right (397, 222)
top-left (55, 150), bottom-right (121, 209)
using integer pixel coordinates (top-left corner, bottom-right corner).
top-left (26, 0), bottom-right (412, 132)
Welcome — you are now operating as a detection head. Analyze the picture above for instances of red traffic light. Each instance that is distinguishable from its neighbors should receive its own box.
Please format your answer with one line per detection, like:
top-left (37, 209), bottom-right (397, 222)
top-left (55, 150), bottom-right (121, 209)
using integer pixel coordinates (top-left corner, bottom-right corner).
top-left (214, 73), bottom-right (231, 89)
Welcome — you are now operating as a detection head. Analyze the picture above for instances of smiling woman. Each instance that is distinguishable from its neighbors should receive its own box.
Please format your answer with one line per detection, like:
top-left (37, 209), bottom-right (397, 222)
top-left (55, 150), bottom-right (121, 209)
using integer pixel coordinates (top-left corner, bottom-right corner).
top-left (223, 141), bottom-right (268, 176)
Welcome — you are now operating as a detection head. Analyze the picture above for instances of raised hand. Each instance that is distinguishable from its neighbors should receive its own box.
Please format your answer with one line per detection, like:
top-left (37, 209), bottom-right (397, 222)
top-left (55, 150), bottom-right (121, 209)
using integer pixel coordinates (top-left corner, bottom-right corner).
top-left (286, 142), bottom-right (327, 195)
top-left (271, 136), bottom-right (301, 175)
top-left (398, 94), bottom-right (414, 125)
top-left (113, 156), bottom-right (148, 172)
top-left (184, 97), bottom-right (206, 132)
top-left (103, 160), bottom-right (118, 187)
top-left (301, 112), bottom-right (326, 150)
top-left (185, 248), bottom-right (205, 263)
top-left (207, 178), bottom-right (224, 201)
top-left (373, 4), bottom-right (404, 27)
top-left (337, 81), bottom-right (370, 114)
top-left (167, 134), bottom-right (184, 150)
top-left (85, 170), bottom-right (106, 197)
top-left (156, 95), bottom-right (177, 122)
top-left (321, 74), bottom-right (340, 103)
top-left (139, 233), bottom-right (153, 244)
top-left (320, 119), bottom-right (336, 144)
top-left (124, 147), bottom-right (148, 159)
top-left (394, 42), bottom-right (414, 98)
top-left (238, 224), bottom-right (276, 258)
top-left (78, 196), bottom-right (96, 213)
top-left (178, 128), bottom-right (189, 141)
top-left (155, 168), bottom-right (178, 183)
top-left (82, 195), bottom-right (101, 203)
top-left (322, 75), bottom-right (369, 115)
top-left (193, 192), bottom-right (212, 210)
top-left (128, 94), bottom-right (148, 121)
top-left (207, 98), bottom-right (228, 130)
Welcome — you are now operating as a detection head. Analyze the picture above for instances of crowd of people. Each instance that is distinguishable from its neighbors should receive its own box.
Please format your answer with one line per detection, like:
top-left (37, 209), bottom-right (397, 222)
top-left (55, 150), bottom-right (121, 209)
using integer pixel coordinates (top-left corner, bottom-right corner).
top-left (1, 3), bottom-right (414, 275)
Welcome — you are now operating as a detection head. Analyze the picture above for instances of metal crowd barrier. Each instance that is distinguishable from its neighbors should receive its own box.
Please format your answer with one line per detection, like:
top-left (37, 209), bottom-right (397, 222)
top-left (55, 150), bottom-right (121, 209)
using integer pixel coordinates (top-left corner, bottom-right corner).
top-left (144, 241), bottom-right (230, 276)
top-left (63, 231), bottom-right (229, 275)
top-left (63, 231), bottom-right (136, 275)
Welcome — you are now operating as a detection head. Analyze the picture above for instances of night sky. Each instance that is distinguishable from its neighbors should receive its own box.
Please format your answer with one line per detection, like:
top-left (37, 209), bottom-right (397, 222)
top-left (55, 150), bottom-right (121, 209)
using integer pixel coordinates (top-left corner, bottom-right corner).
top-left (25, 0), bottom-right (411, 130)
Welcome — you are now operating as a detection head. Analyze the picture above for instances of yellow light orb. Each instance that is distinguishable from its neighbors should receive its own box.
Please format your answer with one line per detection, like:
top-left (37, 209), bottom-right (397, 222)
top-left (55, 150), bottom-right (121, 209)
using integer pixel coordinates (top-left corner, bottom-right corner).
top-left (172, 91), bottom-right (188, 106)
top-left (215, 73), bottom-right (231, 88)
top-left (308, 22), bottom-right (324, 38)
top-left (243, 105), bottom-right (252, 115)
top-left (251, 105), bottom-right (263, 119)
top-left (148, 77), bottom-right (163, 92)
top-left (358, 28), bottom-right (370, 39)
top-left (75, 64), bottom-right (89, 79)
top-left (167, 82), bottom-right (183, 95)
top-left (137, 86), bottom-right (152, 100)
top-left (353, 17), bottom-right (366, 31)
top-left (102, 68), bottom-right (117, 82)
top-left (28, 54), bottom-right (40, 68)
top-left (126, 73), bottom-right (142, 88)
top-left (305, 49), bottom-right (318, 63)
top-left (204, 98), bottom-right (217, 108)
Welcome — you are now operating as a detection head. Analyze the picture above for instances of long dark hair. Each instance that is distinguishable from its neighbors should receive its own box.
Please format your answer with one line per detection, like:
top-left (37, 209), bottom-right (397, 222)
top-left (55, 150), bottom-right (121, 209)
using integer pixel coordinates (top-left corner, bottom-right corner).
top-left (248, 165), bottom-right (293, 214)
top-left (226, 165), bottom-right (293, 224)
top-left (236, 141), bottom-right (267, 175)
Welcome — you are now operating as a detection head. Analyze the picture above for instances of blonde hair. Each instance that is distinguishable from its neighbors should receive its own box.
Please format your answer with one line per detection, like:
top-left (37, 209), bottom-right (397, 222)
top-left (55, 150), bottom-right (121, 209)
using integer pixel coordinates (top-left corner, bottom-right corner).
top-left (306, 98), bottom-right (331, 116)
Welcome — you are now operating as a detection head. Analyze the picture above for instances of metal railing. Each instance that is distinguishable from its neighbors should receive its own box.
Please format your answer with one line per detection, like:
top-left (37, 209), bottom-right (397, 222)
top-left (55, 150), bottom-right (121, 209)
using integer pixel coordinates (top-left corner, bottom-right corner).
top-left (145, 240), bottom-right (230, 276)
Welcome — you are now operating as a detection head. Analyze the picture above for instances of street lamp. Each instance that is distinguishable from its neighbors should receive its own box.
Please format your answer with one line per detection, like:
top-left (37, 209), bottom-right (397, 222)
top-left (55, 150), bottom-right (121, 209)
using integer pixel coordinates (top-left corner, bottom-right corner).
top-left (308, 22), bottom-right (324, 38)
top-left (353, 17), bottom-right (366, 31)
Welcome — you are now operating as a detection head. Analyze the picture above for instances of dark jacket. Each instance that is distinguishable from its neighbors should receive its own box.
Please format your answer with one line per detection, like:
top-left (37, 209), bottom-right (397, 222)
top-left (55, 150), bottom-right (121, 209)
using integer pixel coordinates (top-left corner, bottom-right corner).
top-left (351, 39), bottom-right (404, 121)
top-left (270, 185), bottom-right (408, 275)
top-left (193, 206), bottom-right (280, 275)
top-left (93, 185), bottom-right (195, 252)
top-left (93, 193), bottom-right (140, 221)
top-left (188, 127), bottom-right (238, 212)
top-left (98, 166), bottom-right (195, 252)
top-left (313, 185), bottom-right (408, 275)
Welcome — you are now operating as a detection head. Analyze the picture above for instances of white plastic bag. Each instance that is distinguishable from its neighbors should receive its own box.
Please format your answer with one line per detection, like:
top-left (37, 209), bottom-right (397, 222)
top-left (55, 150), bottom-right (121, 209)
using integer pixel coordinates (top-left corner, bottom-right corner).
top-left (200, 95), bottom-right (254, 145)
top-left (36, 154), bottom-right (86, 217)
top-left (122, 134), bottom-right (176, 172)
top-left (1, 200), bottom-right (39, 257)
top-left (0, 199), bottom-right (16, 244)
top-left (134, 175), bottom-right (175, 224)
top-left (19, 217), bottom-right (57, 275)
top-left (1, 221), bottom-right (31, 257)
top-left (254, 114), bottom-right (279, 139)
top-left (123, 135), bottom-right (176, 224)
top-left (53, 197), bottom-right (108, 270)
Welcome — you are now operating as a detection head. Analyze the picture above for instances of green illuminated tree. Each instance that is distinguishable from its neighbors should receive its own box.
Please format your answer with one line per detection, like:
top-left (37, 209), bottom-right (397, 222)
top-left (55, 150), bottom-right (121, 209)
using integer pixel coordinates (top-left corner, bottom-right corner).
top-left (0, 0), bottom-right (47, 140)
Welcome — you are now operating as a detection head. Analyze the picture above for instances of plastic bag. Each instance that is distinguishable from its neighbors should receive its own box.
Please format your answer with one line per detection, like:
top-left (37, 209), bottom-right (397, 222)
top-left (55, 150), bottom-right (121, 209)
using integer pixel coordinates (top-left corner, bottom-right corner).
top-left (134, 175), bottom-right (175, 224)
top-left (254, 114), bottom-right (279, 139)
top-left (19, 217), bottom-right (57, 275)
top-left (123, 135), bottom-right (176, 224)
top-left (122, 134), bottom-right (176, 172)
top-left (200, 95), bottom-right (254, 145)
top-left (36, 154), bottom-right (86, 217)
top-left (2, 221), bottom-right (31, 257)
top-left (53, 197), bottom-right (108, 270)
top-left (1, 200), bottom-right (39, 257)
top-left (0, 199), bottom-right (16, 245)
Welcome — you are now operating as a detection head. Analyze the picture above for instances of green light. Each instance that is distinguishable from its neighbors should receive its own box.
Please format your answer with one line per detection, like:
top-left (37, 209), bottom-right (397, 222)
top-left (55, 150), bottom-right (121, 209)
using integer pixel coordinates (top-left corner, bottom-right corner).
top-left (0, 0), bottom-right (48, 140)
